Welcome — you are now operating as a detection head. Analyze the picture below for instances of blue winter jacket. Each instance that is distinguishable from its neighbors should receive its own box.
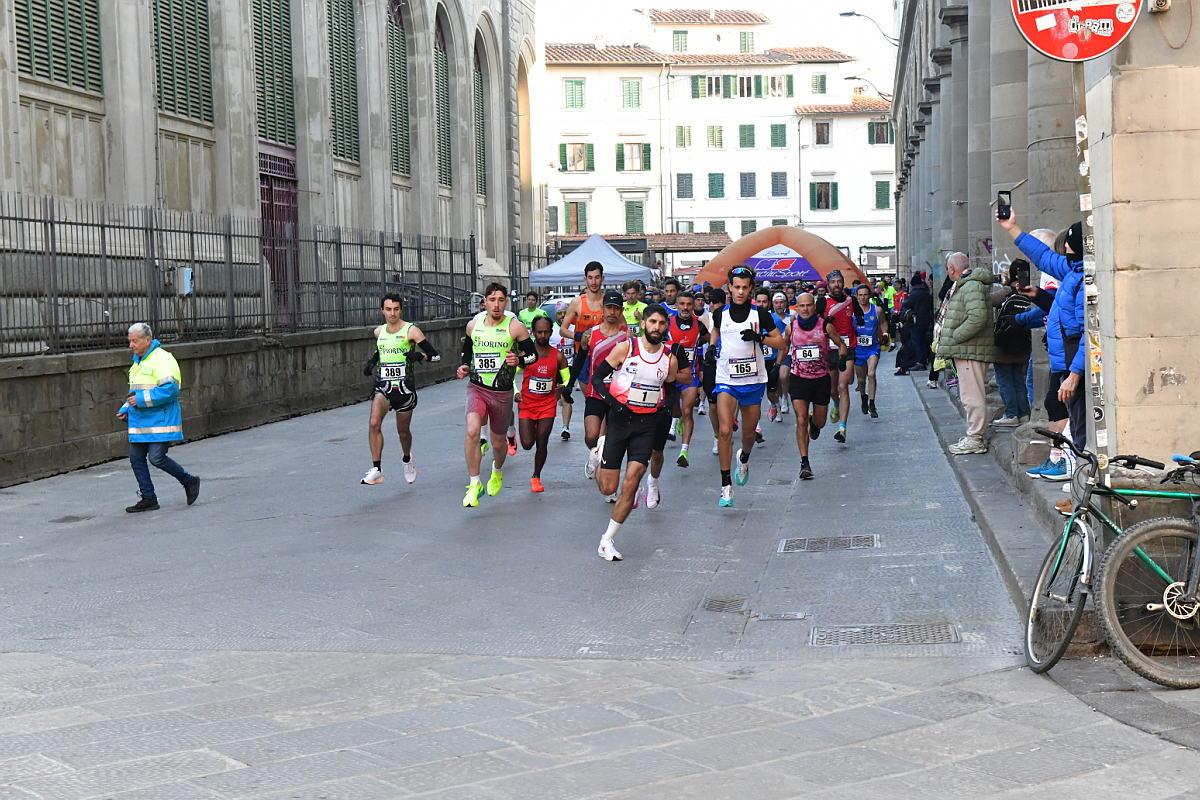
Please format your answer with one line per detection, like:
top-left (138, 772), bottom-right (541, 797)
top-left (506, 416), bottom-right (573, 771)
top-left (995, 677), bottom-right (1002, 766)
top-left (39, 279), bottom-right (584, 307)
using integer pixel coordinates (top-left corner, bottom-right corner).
top-left (119, 340), bottom-right (185, 443)
top-left (1013, 233), bottom-right (1085, 375)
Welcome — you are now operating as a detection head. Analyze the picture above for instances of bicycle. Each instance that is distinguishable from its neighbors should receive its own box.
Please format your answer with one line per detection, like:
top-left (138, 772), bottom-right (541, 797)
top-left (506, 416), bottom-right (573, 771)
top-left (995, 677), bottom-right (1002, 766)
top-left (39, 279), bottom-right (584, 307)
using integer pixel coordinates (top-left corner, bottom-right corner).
top-left (1024, 428), bottom-right (1200, 687)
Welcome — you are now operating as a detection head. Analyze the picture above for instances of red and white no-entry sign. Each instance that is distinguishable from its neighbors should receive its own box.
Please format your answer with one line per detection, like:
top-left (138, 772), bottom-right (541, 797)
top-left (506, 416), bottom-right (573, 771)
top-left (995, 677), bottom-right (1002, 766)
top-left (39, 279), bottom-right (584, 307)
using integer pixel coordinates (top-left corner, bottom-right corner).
top-left (1010, 1), bottom-right (1143, 62)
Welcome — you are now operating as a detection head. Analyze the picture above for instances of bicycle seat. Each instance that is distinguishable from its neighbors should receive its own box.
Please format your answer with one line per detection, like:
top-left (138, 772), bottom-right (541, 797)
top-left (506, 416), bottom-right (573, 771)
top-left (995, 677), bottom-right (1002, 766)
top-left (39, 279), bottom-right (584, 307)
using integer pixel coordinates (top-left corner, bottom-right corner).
top-left (1173, 453), bottom-right (1197, 465)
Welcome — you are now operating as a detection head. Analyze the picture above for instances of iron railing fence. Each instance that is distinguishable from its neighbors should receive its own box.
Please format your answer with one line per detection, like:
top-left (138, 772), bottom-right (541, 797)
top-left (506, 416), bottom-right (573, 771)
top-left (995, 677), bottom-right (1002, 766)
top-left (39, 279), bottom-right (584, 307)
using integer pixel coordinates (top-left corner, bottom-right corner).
top-left (509, 242), bottom-right (552, 296)
top-left (0, 194), bottom-right (478, 357)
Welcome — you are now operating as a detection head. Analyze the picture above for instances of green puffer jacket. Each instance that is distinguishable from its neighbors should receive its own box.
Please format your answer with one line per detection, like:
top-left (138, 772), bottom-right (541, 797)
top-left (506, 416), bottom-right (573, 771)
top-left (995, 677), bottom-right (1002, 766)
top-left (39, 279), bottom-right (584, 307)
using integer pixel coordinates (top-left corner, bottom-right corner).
top-left (936, 268), bottom-right (1000, 363)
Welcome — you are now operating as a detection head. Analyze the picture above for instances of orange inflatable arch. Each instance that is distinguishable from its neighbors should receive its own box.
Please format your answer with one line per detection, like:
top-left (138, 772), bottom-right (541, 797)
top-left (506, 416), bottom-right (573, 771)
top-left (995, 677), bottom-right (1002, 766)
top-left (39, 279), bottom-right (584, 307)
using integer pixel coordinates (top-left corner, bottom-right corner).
top-left (692, 226), bottom-right (868, 288)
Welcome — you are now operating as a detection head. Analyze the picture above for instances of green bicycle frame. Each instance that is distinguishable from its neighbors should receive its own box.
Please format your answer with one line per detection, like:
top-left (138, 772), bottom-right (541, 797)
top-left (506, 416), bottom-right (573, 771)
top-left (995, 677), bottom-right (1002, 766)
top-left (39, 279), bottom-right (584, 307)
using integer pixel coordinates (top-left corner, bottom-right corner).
top-left (1079, 486), bottom-right (1200, 587)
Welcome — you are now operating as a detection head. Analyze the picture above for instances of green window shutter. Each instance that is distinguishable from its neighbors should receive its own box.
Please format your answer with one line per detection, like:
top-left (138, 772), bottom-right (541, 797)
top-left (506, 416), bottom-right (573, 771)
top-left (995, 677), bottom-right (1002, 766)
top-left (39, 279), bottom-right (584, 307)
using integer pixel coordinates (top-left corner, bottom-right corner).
top-left (625, 201), bottom-right (644, 234)
top-left (740, 219), bottom-right (757, 236)
top-left (15, 0), bottom-right (103, 92)
top-left (387, 12), bottom-right (410, 175)
top-left (585, 143), bottom-right (595, 171)
top-left (675, 126), bottom-right (685, 148)
top-left (875, 180), bottom-right (890, 209)
top-left (809, 183), bottom-right (817, 210)
top-left (643, 143), bottom-right (651, 171)
top-left (868, 123), bottom-right (875, 145)
top-left (548, 205), bottom-right (558, 233)
top-left (770, 123), bottom-right (786, 147)
top-left (739, 31), bottom-right (754, 53)
top-left (558, 143), bottom-right (567, 171)
top-left (831, 182), bottom-right (839, 210)
top-left (709, 220), bottom-right (726, 233)
top-left (772, 218), bottom-right (787, 226)
top-left (434, 26), bottom-right (452, 185)
top-left (615, 144), bottom-right (624, 172)
top-left (473, 49), bottom-right (486, 197)
top-left (722, 75), bottom-right (732, 98)
top-left (889, 123), bottom-right (896, 144)
top-left (753, 75), bottom-right (762, 98)
top-left (673, 30), bottom-right (687, 52)
top-left (708, 173), bottom-right (724, 199)
top-left (252, 0), bottom-right (295, 146)
top-left (786, 74), bottom-right (794, 97)
top-left (812, 73), bottom-right (827, 94)
top-left (578, 202), bottom-right (588, 234)
top-left (327, 0), bottom-right (359, 162)
top-left (690, 75), bottom-right (701, 98)
top-left (739, 124), bottom-right (754, 148)
top-left (153, 0), bottom-right (213, 122)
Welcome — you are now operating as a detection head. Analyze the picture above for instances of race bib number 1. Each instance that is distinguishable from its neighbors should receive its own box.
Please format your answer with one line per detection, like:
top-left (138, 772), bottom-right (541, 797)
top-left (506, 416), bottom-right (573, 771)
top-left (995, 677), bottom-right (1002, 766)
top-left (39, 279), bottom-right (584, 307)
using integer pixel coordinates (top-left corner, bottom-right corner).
top-left (627, 382), bottom-right (660, 408)
top-left (380, 363), bottom-right (406, 382)
top-left (474, 354), bottom-right (500, 374)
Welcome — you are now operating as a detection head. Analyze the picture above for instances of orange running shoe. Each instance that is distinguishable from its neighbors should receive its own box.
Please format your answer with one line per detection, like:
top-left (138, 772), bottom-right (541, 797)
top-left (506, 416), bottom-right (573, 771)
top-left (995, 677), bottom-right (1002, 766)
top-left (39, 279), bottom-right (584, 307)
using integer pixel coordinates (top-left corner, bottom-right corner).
top-left (530, 477), bottom-right (545, 493)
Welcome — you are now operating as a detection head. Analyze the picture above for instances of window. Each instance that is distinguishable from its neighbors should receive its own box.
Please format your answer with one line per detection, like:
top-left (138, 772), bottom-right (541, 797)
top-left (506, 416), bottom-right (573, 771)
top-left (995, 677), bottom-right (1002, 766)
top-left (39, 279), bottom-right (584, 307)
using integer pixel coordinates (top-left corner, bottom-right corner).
top-left (869, 121), bottom-right (895, 145)
top-left (548, 205), bottom-right (558, 233)
top-left (772, 218), bottom-right (788, 226)
top-left (770, 123), bottom-right (787, 148)
top-left (673, 30), bottom-right (687, 52)
top-left (737, 75), bottom-right (753, 97)
top-left (677, 173), bottom-right (693, 199)
top-left (153, 0), bottom-right (213, 122)
top-left (810, 181), bottom-right (839, 211)
top-left (814, 120), bottom-right (831, 146)
top-left (811, 73), bottom-right (827, 94)
top-left (563, 78), bottom-right (585, 109)
top-left (709, 220), bottom-right (726, 233)
top-left (434, 22), bottom-right (452, 186)
top-left (708, 173), bottom-right (725, 199)
top-left (741, 219), bottom-right (757, 236)
top-left (616, 142), bottom-right (649, 172)
top-left (707, 75), bottom-right (722, 98)
top-left (559, 142), bottom-right (594, 172)
top-left (625, 201), bottom-right (645, 235)
top-left (739, 172), bottom-right (756, 198)
top-left (620, 77), bottom-right (642, 109)
top-left (15, 0), bottom-right (103, 92)
top-left (771, 172), bottom-right (787, 197)
top-left (767, 75), bottom-right (787, 97)
top-left (875, 180), bottom-right (892, 209)
top-left (386, 10), bottom-right (410, 174)
top-left (566, 201), bottom-right (588, 234)
top-left (676, 125), bottom-right (692, 148)
top-left (675, 220), bottom-right (695, 234)
top-left (738, 124), bottom-right (755, 149)
top-left (473, 43), bottom-right (487, 197)
top-left (739, 31), bottom-right (754, 53)
top-left (328, 0), bottom-right (359, 162)
top-left (706, 125), bottom-right (724, 149)
top-left (252, 0), bottom-right (295, 145)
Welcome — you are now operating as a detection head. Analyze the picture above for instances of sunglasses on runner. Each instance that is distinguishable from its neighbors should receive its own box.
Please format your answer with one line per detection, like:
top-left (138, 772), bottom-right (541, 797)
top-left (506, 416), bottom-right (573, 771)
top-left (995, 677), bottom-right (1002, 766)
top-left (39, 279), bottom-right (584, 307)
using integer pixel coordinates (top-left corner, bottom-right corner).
top-left (728, 266), bottom-right (755, 281)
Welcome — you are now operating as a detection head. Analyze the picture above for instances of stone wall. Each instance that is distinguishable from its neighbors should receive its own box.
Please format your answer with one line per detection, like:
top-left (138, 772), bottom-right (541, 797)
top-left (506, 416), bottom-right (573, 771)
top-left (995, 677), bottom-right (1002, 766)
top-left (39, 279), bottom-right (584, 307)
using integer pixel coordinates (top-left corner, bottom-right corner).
top-left (0, 319), bottom-right (468, 487)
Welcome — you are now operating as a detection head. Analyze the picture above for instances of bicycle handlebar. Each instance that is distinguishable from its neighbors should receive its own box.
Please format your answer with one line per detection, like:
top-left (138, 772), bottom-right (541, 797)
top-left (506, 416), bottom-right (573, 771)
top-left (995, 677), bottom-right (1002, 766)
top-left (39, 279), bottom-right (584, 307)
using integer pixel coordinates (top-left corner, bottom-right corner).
top-left (1033, 427), bottom-right (1164, 471)
top-left (1117, 455), bottom-right (1166, 471)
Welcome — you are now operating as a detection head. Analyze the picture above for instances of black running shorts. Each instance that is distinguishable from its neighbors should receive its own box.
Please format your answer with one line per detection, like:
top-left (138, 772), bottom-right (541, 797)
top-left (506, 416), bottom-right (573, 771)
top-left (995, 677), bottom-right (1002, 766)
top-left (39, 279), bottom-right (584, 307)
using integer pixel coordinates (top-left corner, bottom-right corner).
top-left (601, 408), bottom-right (664, 468)
top-left (788, 375), bottom-right (831, 406)
top-left (374, 380), bottom-right (417, 413)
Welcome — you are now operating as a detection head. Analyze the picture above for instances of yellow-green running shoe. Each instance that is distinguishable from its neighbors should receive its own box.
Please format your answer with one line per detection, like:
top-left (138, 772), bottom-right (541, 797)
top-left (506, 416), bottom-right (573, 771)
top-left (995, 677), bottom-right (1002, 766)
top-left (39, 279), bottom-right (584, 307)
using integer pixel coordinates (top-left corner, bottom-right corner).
top-left (830, 401), bottom-right (840, 424)
top-left (463, 481), bottom-right (483, 508)
top-left (486, 469), bottom-right (504, 497)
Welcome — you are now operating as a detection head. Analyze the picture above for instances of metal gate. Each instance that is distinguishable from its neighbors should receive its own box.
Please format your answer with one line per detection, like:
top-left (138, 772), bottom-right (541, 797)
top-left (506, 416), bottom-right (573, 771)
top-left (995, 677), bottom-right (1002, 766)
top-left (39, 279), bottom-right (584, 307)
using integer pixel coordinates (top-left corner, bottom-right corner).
top-left (259, 150), bottom-right (299, 330)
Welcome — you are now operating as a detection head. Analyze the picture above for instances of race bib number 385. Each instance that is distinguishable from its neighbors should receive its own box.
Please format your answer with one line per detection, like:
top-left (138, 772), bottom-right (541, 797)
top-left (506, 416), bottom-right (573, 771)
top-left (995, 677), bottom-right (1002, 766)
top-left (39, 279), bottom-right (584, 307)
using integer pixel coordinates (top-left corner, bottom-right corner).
top-left (474, 354), bottom-right (500, 374)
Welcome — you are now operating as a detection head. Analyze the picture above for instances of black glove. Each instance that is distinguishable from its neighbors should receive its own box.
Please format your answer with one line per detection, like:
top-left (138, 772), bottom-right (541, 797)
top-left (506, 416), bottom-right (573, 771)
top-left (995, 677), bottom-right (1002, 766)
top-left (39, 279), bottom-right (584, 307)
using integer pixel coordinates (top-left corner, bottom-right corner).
top-left (740, 328), bottom-right (765, 343)
top-left (362, 351), bottom-right (380, 376)
top-left (408, 350), bottom-right (425, 364)
top-left (838, 353), bottom-right (849, 371)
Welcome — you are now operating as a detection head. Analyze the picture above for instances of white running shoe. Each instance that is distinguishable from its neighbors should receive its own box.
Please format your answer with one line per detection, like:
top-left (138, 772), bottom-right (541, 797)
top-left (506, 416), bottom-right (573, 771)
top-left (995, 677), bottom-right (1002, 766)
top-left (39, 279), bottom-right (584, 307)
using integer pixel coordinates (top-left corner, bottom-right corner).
top-left (403, 460), bottom-right (417, 484)
top-left (606, 492), bottom-right (618, 504)
top-left (718, 485), bottom-right (734, 508)
top-left (991, 415), bottom-right (1021, 427)
top-left (598, 538), bottom-right (623, 561)
top-left (585, 447), bottom-right (600, 479)
top-left (711, 438), bottom-right (719, 455)
top-left (780, 401), bottom-right (789, 415)
top-left (361, 467), bottom-right (383, 485)
top-left (646, 482), bottom-right (660, 509)
top-left (734, 449), bottom-right (750, 486)
top-left (633, 485), bottom-right (645, 509)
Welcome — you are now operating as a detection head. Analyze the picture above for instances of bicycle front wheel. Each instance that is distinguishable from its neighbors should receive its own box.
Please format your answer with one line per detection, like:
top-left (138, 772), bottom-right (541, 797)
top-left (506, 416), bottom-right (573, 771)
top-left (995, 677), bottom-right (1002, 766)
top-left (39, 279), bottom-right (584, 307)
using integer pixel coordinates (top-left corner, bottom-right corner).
top-left (1025, 514), bottom-right (1089, 673)
top-left (1097, 517), bottom-right (1200, 689)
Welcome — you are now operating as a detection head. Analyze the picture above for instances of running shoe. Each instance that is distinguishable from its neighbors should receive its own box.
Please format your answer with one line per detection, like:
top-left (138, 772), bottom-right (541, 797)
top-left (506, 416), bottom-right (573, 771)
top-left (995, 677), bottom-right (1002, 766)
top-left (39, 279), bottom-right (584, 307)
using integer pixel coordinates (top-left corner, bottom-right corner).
top-left (480, 438), bottom-right (490, 454)
top-left (755, 426), bottom-right (765, 445)
top-left (606, 493), bottom-right (618, 504)
top-left (830, 402), bottom-right (839, 424)
top-left (991, 415), bottom-right (1021, 427)
top-left (718, 486), bottom-right (734, 508)
top-left (645, 482), bottom-right (660, 509)
top-left (674, 418), bottom-right (683, 437)
top-left (633, 485), bottom-right (645, 509)
top-left (361, 467), bottom-right (384, 485)
top-left (894, 368), bottom-right (909, 376)
top-left (507, 436), bottom-right (517, 457)
top-left (598, 538), bottom-right (623, 561)
top-left (530, 477), bottom-right (544, 493)
top-left (1056, 498), bottom-right (1074, 516)
top-left (1025, 456), bottom-right (1053, 478)
top-left (676, 451), bottom-right (689, 468)
top-left (799, 464), bottom-right (814, 481)
top-left (403, 460), bottom-right (417, 484)
top-left (711, 438), bottom-right (719, 455)
top-left (585, 447), bottom-right (600, 479)
top-left (947, 435), bottom-right (987, 455)
top-left (868, 400), bottom-right (878, 419)
top-left (666, 430), bottom-right (676, 443)
top-left (834, 424), bottom-right (846, 444)
top-left (809, 420), bottom-right (821, 441)
top-left (561, 427), bottom-right (571, 441)
top-left (486, 469), bottom-right (504, 496)
top-left (698, 400), bottom-right (707, 416)
top-left (768, 405), bottom-right (778, 422)
top-left (926, 379), bottom-right (938, 389)
top-left (734, 449), bottom-right (750, 486)
top-left (860, 393), bottom-right (869, 415)
top-left (780, 401), bottom-right (789, 415)
top-left (1040, 459), bottom-right (1069, 481)
top-left (462, 482), bottom-right (483, 508)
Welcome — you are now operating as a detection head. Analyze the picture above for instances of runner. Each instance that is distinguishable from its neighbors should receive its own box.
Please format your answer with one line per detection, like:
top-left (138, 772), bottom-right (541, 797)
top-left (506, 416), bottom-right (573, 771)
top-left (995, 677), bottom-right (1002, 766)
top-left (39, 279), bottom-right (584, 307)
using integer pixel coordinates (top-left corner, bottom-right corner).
top-left (787, 292), bottom-right (848, 480)
top-left (641, 331), bottom-right (692, 507)
top-left (771, 291), bottom-right (793, 419)
top-left (622, 280), bottom-right (648, 337)
top-left (456, 283), bottom-right (538, 507)
top-left (515, 316), bottom-right (570, 493)
top-left (661, 278), bottom-right (681, 315)
top-left (753, 288), bottom-right (785, 433)
top-left (360, 293), bottom-right (441, 486)
top-left (559, 260), bottom-right (606, 392)
top-left (669, 291), bottom-right (708, 469)
top-left (704, 267), bottom-right (784, 507)
top-left (549, 302), bottom-right (575, 440)
top-left (591, 304), bottom-right (678, 560)
top-left (582, 291), bottom-right (631, 488)
top-left (817, 270), bottom-right (857, 444)
top-left (516, 290), bottom-right (549, 329)
top-left (852, 284), bottom-right (888, 419)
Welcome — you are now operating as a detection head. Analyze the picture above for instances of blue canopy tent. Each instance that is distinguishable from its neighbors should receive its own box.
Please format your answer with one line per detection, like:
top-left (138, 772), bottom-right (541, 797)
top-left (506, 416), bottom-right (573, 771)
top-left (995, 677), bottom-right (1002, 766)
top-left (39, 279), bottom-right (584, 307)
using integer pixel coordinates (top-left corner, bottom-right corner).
top-left (529, 234), bottom-right (657, 287)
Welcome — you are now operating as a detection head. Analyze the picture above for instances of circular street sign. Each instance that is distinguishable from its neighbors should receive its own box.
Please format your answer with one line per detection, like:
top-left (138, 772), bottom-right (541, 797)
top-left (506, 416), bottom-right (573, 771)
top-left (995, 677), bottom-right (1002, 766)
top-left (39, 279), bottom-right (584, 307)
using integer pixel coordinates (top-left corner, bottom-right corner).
top-left (1010, 1), bottom-right (1142, 62)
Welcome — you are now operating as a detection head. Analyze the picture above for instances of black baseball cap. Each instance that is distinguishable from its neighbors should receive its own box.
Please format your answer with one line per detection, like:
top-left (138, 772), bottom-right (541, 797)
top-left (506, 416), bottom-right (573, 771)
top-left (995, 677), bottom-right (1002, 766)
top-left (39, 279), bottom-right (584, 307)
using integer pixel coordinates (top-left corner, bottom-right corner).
top-left (602, 289), bottom-right (623, 307)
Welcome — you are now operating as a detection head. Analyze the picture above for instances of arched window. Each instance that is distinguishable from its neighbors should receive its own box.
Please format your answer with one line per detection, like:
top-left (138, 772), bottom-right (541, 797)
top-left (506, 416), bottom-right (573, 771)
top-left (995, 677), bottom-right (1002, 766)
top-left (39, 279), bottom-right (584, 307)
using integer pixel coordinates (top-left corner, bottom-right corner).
top-left (434, 21), bottom-right (452, 187)
top-left (473, 41), bottom-right (487, 198)
top-left (387, 4), bottom-right (410, 175)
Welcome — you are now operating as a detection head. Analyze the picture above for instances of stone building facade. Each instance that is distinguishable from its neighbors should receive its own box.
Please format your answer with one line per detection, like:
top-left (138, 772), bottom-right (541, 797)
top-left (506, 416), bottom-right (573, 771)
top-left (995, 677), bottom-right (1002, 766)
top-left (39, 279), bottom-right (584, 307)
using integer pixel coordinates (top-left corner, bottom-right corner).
top-left (893, 0), bottom-right (1200, 459)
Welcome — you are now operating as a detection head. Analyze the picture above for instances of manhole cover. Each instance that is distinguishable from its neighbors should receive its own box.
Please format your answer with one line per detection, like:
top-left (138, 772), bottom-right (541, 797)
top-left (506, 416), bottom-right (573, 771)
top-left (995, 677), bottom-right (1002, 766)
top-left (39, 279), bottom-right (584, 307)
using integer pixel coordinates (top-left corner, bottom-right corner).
top-left (49, 515), bottom-right (92, 524)
top-left (754, 612), bottom-right (808, 621)
top-left (778, 535), bottom-right (879, 553)
top-left (811, 623), bottom-right (961, 646)
top-left (703, 597), bottom-right (747, 613)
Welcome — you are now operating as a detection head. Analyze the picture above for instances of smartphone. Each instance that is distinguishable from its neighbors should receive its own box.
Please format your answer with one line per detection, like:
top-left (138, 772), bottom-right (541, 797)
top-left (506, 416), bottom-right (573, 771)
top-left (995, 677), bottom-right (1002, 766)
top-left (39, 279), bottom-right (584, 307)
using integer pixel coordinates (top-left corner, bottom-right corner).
top-left (1012, 260), bottom-right (1030, 288)
top-left (997, 191), bottom-right (1012, 221)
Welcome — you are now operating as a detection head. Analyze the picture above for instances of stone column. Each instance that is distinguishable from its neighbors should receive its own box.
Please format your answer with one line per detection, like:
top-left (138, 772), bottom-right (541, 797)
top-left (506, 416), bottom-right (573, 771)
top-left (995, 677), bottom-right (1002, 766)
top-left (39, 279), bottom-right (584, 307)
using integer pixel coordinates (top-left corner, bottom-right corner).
top-left (290, 0), bottom-right (334, 229)
top-left (357, 0), bottom-right (391, 232)
top-left (101, 0), bottom-right (158, 205)
top-left (0, 0), bottom-right (21, 193)
top-left (988, 0), bottom-right (1027, 271)
top-left (966, 0), bottom-right (992, 268)
top-left (942, 6), bottom-right (969, 256)
top-left (932, 46), bottom-right (952, 265)
top-left (1026, 50), bottom-right (1077, 236)
top-left (209, 0), bottom-right (259, 218)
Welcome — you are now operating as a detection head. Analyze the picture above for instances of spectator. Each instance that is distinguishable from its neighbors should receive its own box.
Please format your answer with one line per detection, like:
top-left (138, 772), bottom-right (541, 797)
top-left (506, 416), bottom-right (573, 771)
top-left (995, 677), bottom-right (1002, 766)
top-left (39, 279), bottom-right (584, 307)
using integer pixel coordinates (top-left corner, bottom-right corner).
top-left (894, 272), bottom-right (933, 375)
top-left (934, 253), bottom-right (1000, 454)
top-left (928, 271), bottom-right (955, 388)
top-left (991, 260), bottom-right (1034, 425)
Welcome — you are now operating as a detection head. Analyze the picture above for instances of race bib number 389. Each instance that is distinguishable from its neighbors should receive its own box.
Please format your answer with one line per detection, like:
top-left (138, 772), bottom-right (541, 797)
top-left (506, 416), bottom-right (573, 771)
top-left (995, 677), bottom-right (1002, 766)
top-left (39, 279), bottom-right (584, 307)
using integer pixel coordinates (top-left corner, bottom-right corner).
top-left (380, 363), bottom-right (406, 381)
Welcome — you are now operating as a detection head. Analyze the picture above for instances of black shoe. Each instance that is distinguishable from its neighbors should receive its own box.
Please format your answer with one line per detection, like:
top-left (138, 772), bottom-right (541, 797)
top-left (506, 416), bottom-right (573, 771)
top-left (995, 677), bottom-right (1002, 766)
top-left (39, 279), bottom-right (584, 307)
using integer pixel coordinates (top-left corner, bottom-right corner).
top-left (125, 498), bottom-right (159, 513)
top-left (860, 393), bottom-right (869, 415)
top-left (755, 431), bottom-right (765, 444)
top-left (184, 477), bottom-right (200, 506)
top-left (868, 400), bottom-right (878, 419)
top-left (809, 420), bottom-right (820, 440)
top-left (561, 429), bottom-right (571, 441)
top-left (799, 464), bottom-right (814, 480)
top-left (894, 368), bottom-right (909, 376)
top-left (666, 432), bottom-right (677, 442)
top-left (913, 362), bottom-right (927, 370)
top-left (834, 427), bottom-right (846, 444)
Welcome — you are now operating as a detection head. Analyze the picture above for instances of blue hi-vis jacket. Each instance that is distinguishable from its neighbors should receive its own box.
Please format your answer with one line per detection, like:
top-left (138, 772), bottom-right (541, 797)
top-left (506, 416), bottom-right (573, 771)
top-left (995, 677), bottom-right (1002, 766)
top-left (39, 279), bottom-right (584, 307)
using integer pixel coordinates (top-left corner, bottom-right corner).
top-left (120, 340), bottom-right (184, 443)
top-left (1013, 232), bottom-right (1086, 375)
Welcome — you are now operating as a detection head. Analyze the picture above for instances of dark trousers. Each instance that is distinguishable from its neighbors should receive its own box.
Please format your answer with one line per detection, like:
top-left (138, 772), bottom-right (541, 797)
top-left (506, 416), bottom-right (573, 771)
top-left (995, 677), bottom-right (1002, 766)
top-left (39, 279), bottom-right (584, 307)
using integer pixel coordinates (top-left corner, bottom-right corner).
top-left (129, 442), bottom-right (193, 500)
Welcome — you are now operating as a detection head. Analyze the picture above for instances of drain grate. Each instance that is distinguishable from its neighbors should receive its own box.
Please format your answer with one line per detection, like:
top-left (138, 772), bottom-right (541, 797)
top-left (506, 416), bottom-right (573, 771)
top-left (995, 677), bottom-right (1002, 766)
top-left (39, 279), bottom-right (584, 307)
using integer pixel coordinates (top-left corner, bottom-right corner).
top-left (778, 535), bottom-right (879, 553)
top-left (703, 597), bottom-right (747, 613)
top-left (811, 623), bottom-right (961, 646)
top-left (754, 611), bottom-right (808, 622)
top-left (49, 515), bottom-right (92, 524)
top-left (766, 478), bottom-right (792, 486)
